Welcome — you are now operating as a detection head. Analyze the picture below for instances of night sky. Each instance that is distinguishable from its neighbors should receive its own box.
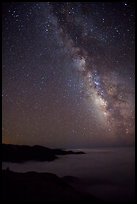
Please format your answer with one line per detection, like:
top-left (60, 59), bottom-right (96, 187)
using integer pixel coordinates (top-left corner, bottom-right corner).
top-left (2, 2), bottom-right (135, 148)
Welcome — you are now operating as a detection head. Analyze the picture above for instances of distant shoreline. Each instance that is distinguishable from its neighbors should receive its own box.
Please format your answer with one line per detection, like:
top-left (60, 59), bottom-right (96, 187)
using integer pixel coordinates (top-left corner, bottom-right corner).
top-left (2, 143), bottom-right (85, 163)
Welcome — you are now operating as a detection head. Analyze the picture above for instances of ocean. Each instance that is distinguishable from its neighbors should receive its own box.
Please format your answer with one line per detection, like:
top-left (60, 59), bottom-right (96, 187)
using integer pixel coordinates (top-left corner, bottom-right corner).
top-left (2, 147), bottom-right (135, 202)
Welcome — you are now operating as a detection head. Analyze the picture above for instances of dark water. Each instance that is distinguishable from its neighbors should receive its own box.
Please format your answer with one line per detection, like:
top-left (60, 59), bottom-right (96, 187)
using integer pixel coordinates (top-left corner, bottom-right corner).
top-left (3, 147), bottom-right (135, 202)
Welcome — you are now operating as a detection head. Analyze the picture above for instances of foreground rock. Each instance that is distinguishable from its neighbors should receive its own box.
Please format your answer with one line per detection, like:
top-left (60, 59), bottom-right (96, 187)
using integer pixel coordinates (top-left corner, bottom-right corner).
top-left (2, 144), bottom-right (85, 163)
top-left (2, 169), bottom-right (100, 202)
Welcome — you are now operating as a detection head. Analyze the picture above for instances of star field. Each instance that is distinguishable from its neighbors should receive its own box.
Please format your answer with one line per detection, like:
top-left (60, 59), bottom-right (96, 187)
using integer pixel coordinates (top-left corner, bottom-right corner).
top-left (2, 2), bottom-right (135, 147)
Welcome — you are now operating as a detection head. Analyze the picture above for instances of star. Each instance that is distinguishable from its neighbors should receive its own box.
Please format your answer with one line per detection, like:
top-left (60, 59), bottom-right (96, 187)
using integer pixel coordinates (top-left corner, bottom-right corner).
top-left (2, 2), bottom-right (135, 147)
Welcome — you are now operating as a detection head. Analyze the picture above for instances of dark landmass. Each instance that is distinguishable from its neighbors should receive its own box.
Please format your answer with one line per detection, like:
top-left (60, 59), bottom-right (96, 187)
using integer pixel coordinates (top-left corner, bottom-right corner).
top-left (2, 169), bottom-right (101, 202)
top-left (2, 144), bottom-right (85, 163)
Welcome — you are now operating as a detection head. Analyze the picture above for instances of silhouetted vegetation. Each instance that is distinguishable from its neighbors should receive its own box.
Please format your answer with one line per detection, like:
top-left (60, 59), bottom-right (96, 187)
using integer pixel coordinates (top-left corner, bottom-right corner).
top-left (2, 169), bottom-right (100, 202)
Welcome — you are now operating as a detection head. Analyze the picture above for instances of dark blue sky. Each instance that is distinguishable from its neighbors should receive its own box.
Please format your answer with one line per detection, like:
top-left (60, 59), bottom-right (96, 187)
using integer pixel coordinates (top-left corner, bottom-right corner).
top-left (2, 2), bottom-right (135, 148)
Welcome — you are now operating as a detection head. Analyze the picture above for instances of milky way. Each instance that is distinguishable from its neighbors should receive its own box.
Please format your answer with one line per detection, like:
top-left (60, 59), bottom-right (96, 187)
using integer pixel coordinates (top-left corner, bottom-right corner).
top-left (2, 2), bottom-right (135, 147)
